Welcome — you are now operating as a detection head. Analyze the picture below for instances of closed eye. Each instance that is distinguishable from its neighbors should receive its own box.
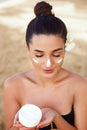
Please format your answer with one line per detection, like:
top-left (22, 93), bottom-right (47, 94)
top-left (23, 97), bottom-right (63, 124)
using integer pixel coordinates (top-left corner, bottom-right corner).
top-left (35, 55), bottom-right (43, 57)
top-left (52, 54), bottom-right (60, 57)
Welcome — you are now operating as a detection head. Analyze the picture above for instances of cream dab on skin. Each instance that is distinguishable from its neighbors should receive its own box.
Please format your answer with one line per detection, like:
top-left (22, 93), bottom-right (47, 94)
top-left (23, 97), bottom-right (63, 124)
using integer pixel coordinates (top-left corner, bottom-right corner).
top-left (57, 58), bottom-right (63, 63)
top-left (45, 59), bottom-right (51, 67)
top-left (45, 58), bottom-right (63, 66)
top-left (32, 58), bottom-right (39, 64)
top-left (32, 58), bottom-right (63, 65)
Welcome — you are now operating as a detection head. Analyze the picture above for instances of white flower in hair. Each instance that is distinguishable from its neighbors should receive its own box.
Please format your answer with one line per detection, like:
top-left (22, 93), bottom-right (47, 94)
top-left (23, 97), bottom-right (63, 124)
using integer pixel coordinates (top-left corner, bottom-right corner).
top-left (65, 34), bottom-right (75, 51)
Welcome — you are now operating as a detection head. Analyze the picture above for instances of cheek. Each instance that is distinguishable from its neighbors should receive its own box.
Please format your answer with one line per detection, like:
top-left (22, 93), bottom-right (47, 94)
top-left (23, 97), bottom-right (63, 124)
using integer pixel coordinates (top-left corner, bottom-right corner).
top-left (32, 58), bottom-right (63, 68)
top-left (57, 58), bottom-right (63, 64)
top-left (32, 58), bottom-right (39, 64)
top-left (32, 58), bottom-right (41, 68)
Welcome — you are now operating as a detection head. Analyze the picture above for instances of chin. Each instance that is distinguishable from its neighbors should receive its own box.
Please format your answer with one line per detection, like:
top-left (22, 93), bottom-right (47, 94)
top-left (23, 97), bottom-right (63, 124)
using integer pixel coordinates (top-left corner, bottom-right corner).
top-left (42, 71), bottom-right (57, 79)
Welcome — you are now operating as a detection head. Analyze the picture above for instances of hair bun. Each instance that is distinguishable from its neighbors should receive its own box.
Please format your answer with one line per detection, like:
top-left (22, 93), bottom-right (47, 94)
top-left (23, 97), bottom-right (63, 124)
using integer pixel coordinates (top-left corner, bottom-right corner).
top-left (34, 1), bottom-right (54, 17)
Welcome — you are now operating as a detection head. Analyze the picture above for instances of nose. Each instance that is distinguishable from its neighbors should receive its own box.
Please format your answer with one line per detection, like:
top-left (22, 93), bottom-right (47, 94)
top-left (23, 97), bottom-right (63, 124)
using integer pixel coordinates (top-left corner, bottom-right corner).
top-left (44, 58), bottom-right (52, 68)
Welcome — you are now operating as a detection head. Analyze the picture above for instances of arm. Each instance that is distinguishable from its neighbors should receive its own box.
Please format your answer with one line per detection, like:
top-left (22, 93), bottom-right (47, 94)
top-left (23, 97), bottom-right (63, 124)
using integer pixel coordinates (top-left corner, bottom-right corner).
top-left (73, 82), bottom-right (87, 130)
top-left (37, 108), bottom-right (77, 130)
top-left (37, 81), bottom-right (87, 130)
top-left (4, 78), bottom-right (35, 130)
top-left (53, 112), bottom-right (77, 130)
top-left (4, 78), bottom-right (20, 130)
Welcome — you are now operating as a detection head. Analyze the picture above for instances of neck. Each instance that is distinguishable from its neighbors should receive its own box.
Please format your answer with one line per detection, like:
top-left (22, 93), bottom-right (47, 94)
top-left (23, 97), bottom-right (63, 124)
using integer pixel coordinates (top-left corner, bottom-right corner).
top-left (33, 68), bottom-right (66, 87)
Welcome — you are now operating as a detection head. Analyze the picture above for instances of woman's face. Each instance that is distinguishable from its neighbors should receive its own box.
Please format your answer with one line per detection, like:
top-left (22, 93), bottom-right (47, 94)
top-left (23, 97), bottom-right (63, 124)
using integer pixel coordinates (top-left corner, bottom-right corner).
top-left (28, 34), bottom-right (65, 78)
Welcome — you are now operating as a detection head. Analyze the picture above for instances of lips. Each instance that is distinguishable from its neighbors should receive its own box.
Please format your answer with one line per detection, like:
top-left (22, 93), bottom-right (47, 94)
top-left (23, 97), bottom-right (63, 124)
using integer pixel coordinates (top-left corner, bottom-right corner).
top-left (43, 69), bottom-right (53, 73)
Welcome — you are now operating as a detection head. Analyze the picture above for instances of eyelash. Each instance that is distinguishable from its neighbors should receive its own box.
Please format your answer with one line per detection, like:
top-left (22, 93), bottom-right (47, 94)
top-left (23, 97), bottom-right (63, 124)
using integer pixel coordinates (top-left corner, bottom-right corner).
top-left (53, 54), bottom-right (60, 57)
top-left (35, 54), bottom-right (60, 58)
top-left (35, 55), bottom-right (43, 57)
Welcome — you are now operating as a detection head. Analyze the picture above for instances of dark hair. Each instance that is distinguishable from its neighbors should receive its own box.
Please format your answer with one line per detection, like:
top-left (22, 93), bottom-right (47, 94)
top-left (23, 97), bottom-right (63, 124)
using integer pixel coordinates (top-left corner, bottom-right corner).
top-left (26, 1), bottom-right (67, 47)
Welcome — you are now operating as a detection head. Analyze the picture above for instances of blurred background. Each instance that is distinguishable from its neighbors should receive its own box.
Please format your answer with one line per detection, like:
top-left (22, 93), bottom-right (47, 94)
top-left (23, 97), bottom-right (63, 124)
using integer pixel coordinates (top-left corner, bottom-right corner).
top-left (0, 0), bottom-right (87, 129)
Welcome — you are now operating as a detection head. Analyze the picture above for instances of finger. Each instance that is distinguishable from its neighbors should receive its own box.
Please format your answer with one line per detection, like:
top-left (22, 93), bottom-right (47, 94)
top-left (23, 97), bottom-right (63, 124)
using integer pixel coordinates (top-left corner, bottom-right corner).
top-left (13, 120), bottom-right (30, 129)
top-left (19, 128), bottom-right (29, 130)
top-left (14, 111), bottom-right (19, 124)
top-left (13, 121), bottom-right (23, 128)
top-left (13, 123), bottom-right (21, 128)
top-left (37, 120), bottom-right (51, 129)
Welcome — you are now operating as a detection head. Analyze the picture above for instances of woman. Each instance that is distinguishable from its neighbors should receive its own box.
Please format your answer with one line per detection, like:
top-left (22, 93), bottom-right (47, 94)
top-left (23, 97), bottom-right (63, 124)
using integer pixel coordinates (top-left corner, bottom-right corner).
top-left (4, 1), bottom-right (87, 130)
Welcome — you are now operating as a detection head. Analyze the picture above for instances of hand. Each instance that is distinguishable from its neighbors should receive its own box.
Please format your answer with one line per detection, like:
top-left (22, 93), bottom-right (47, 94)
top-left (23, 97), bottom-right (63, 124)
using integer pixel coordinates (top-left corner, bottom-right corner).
top-left (13, 112), bottom-right (35, 130)
top-left (36, 108), bottom-right (57, 129)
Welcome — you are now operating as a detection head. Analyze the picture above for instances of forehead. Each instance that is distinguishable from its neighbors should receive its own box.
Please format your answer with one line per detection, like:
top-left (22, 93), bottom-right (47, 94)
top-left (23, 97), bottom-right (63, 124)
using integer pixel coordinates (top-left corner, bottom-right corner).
top-left (30, 34), bottom-right (64, 51)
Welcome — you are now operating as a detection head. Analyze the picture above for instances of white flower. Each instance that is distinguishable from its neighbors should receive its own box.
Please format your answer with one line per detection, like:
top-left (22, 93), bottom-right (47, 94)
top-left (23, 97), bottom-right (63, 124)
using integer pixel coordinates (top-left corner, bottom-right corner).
top-left (65, 34), bottom-right (75, 51)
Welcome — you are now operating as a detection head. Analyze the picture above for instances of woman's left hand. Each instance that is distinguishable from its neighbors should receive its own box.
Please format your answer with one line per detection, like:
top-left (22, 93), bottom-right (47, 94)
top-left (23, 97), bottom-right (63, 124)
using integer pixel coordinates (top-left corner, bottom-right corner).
top-left (36, 108), bottom-right (57, 129)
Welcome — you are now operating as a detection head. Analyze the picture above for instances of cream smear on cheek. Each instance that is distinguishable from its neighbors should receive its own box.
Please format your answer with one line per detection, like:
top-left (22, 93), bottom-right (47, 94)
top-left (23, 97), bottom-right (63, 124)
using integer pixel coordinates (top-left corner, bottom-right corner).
top-left (57, 58), bottom-right (63, 63)
top-left (45, 58), bottom-right (63, 66)
top-left (44, 58), bottom-right (63, 67)
top-left (32, 58), bottom-right (63, 65)
top-left (32, 58), bottom-right (51, 67)
top-left (32, 58), bottom-right (39, 64)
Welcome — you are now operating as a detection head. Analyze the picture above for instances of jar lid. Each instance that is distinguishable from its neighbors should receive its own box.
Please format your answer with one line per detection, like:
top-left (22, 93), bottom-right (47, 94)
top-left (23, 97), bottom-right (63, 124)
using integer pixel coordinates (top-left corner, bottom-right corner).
top-left (19, 104), bottom-right (42, 127)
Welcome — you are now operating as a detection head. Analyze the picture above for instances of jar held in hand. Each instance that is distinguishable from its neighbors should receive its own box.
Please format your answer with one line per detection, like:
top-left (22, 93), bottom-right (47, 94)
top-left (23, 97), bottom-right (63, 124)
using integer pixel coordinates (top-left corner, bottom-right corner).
top-left (18, 104), bottom-right (42, 128)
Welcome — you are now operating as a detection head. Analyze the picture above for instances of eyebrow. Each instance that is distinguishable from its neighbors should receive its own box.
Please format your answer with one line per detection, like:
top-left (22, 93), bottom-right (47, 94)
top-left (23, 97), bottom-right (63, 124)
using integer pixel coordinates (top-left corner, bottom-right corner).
top-left (34, 48), bottom-right (63, 53)
top-left (34, 49), bottom-right (43, 53)
top-left (52, 48), bottom-right (63, 52)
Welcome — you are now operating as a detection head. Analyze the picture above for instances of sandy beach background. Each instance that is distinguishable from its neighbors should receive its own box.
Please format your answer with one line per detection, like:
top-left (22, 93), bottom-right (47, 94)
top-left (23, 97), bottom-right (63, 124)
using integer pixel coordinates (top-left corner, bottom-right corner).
top-left (0, 0), bottom-right (87, 129)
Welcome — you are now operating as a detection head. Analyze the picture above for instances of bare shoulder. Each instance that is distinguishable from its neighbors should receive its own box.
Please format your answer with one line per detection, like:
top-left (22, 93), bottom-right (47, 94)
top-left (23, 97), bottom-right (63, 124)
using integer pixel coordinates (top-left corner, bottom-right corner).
top-left (72, 73), bottom-right (87, 89)
top-left (4, 72), bottom-right (23, 89)
top-left (65, 69), bottom-right (87, 89)
top-left (70, 72), bottom-right (87, 100)
top-left (4, 69), bottom-right (33, 90)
